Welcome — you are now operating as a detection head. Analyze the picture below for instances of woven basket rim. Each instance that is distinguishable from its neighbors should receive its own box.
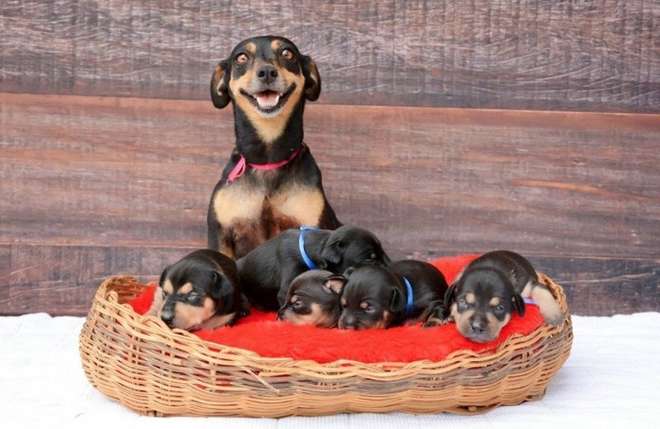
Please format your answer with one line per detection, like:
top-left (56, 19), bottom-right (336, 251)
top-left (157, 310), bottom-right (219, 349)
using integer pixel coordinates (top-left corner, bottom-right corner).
top-left (93, 272), bottom-right (571, 371)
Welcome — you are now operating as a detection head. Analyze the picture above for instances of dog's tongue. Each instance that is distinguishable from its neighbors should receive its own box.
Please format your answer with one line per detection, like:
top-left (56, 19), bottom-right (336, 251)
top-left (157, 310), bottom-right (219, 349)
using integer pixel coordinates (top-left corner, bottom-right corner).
top-left (255, 91), bottom-right (280, 109)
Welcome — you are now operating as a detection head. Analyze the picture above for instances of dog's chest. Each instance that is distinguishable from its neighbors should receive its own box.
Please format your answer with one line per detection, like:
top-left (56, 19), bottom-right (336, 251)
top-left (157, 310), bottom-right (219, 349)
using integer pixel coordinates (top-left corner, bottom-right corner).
top-left (213, 180), bottom-right (324, 231)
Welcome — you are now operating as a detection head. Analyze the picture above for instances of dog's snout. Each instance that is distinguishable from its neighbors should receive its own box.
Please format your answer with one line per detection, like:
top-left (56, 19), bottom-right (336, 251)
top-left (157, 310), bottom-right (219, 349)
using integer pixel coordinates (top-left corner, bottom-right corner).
top-left (470, 317), bottom-right (486, 334)
top-left (161, 310), bottom-right (175, 326)
top-left (257, 65), bottom-right (278, 84)
top-left (339, 314), bottom-right (357, 330)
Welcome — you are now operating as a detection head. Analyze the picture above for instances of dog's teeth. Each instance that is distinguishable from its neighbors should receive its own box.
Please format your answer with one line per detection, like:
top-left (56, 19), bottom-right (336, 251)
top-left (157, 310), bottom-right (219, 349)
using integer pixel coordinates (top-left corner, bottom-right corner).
top-left (256, 93), bottom-right (280, 109)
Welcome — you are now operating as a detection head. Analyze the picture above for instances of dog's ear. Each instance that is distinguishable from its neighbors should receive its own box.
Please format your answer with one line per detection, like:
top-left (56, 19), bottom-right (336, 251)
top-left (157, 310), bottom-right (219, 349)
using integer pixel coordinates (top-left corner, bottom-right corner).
top-left (210, 60), bottom-right (231, 109)
top-left (301, 55), bottom-right (321, 101)
top-left (210, 271), bottom-right (235, 313)
top-left (512, 294), bottom-right (526, 316)
top-left (443, 285), bottom-right (457, 308)
top-left (320, 237), bottom-right (343, 266)
top-left (389, 287), bottom-right (405, 313)
top-left (323, 275), bottom-right (346, 295)
top-left (159, 266), bottom-right (169, 287)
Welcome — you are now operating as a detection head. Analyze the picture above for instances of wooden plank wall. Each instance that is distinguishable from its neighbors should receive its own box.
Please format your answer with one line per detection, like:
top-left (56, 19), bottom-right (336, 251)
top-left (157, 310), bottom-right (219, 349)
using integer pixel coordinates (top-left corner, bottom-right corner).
top-left (1, 0), bottom-right (658, 112)
top-left (1, 1), bottom-right (659, 316)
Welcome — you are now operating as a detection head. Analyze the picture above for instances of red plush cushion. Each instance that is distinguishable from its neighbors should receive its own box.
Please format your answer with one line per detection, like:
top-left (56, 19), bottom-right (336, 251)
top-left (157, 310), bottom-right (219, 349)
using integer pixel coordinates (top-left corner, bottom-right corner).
top-left (128, 254), bottom-right (544, 363)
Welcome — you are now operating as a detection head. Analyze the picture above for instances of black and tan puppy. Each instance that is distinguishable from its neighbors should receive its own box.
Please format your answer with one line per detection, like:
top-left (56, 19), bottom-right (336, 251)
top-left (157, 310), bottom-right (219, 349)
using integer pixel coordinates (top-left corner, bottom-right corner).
top-left (426, 250), bottom-right (564, 343)
top-left (337, 260), bottom-right (449, 330)
top-left (147, 249), bottom-right (246, 330)
top-left (237, 225), bottom-right (391, 310)
top-left (208, 35), bottom-right (340, 259)
top-left (277, 270), bottom-right (345, 327)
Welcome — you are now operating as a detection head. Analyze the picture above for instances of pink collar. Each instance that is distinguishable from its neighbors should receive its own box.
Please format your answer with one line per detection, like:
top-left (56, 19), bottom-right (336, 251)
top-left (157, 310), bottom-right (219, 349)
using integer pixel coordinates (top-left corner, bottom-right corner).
top-left (226, 145), bottom-right (305, 183)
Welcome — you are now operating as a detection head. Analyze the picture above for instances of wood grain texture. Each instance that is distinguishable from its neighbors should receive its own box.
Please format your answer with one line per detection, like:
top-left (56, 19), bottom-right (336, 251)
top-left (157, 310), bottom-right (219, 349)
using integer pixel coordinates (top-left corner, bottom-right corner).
top-left (1, 0), bottom-right (658, 112)
top-left (1, 92), bottom-right (659, 315)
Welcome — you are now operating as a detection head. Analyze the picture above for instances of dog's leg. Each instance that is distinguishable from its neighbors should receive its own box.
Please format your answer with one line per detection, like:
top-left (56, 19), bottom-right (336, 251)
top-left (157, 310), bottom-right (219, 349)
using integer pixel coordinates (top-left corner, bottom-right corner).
top-left (522, 281), bottom-right (564, 326)
top-left (423, 301), bottom-right (452, 327)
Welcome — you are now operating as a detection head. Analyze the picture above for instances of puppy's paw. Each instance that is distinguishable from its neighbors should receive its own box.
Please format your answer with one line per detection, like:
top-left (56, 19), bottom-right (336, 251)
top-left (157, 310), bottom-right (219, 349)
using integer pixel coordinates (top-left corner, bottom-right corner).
top-left (531, 284), bottom-right (564, 326)
top-left (424, 317), bottom-right (449, 328)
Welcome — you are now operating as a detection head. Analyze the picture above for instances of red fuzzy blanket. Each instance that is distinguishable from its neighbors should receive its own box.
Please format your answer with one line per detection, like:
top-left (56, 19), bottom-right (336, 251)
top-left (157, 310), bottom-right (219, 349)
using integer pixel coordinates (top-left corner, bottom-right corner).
top-left (129, 254), bottom-right (544, 363)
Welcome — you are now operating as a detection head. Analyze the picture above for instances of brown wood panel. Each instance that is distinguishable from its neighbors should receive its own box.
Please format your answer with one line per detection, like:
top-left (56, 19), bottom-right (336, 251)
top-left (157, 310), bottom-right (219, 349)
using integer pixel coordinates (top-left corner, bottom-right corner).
top-left (1, 92), bottom-right (659, 315)
top-left (0, 244), bottom-right (657, 316)
top-left (1, 0), bottom-right (658, 112)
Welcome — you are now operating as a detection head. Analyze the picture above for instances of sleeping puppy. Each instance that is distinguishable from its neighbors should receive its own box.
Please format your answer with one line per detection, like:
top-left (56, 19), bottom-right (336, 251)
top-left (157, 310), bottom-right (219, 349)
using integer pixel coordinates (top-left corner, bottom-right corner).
top-left (277, 270), bottom-right (345, 327)
top-left (337, 260), bottom-right (449, 330)
top-left (237, 225), bottom-right (390, 310)
top-left (147, 249), bottom-right (247, 330)
top-left (426, 250), bottom-right (564, 343)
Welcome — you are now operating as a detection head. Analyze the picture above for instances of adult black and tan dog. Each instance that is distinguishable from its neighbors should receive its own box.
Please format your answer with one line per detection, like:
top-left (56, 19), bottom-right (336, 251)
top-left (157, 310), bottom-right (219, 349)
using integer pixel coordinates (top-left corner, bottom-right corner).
top-left (207, 35), bottom-right (340, 259)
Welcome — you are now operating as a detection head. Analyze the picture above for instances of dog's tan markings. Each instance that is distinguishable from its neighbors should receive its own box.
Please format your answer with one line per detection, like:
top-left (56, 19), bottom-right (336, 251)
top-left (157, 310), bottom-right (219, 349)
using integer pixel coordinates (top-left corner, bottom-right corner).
top-left (230, 219), bottom-right (268, 260)
top-left (465, 293), bottom-right (476, 304)
top-left (489, 297), bottom-right (501, 306)
top-left (213, 184), bottom-right (265, 226)
top-left (163, 280), bottom-right (173, 295)
top-left (229, 63), bottom-right (305, 143)
top-left (270, 186), bottom-right (324, 227)
top-left (454, 308), bottom-right (475, 339)
top-left (528, 283), bottom-right (563, 325)
top-left (177, 282), bottom-right (193, 294)
top-left (197, 312), bottom-right (236, 330)
top-left (146, 287), bottom-right (164, 316)
top-left (172, 297), bottom-right (216, 330)
top-left (245, 42), bottom-right (256, 54)
top-left (212, 64), bottom-right (226, 94)
top-left (486, 312), bottom-right (510, 340)
top-left (270, 39), bottom-right (281, 50)
top-left (280, 303), bottom-right (334, 327)
top-left (341, 297), bottom-right (347, 307)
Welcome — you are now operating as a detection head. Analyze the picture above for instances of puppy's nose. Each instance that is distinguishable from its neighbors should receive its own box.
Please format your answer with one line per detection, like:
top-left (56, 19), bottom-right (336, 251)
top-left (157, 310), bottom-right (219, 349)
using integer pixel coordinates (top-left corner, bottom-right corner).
top-left (340, 315), bottom-right (357, 330)
top-left (257, 65), bottom-right (278, 84)
top-left (470, 319), bottom-right (486, 334)
top-left (161, 311), bottom-right (174, 326)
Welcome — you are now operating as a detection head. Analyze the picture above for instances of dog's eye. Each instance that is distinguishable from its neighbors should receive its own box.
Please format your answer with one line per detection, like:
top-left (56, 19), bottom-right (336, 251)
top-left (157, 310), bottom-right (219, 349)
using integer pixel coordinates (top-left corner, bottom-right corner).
top-left (495, 304), bottom-right (505, 312)
top-left (458, 298), bottom-right (466, 305)
top-left (235, 53), bottom-right (248, 64)
top-left (187, 293), bottom-right (200, 302)
top-left (281, 49), bottom-right (294, 60)
top-left (291, 300), bottom-right (304, 311)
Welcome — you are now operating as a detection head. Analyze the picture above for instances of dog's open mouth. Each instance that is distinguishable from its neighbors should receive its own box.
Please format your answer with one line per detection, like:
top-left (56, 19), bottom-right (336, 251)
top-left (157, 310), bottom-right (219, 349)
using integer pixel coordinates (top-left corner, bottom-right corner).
top-left (240, 84), bottom-right (295, 115)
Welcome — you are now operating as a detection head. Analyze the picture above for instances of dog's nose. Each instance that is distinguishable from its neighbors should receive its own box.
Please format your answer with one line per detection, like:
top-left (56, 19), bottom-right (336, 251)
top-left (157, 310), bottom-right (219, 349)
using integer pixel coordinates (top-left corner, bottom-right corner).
top-left (257, 65), bottom-right (278, 84)
top-left (470, 319), bottom-right (486, 334)
top-left (339, 315), bottom-right (357, 330)
top-left (161, 311), bottom-right (175, 326)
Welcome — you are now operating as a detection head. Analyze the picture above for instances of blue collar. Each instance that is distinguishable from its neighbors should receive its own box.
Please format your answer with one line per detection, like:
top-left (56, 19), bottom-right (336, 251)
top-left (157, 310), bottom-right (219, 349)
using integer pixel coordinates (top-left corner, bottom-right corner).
top-left (298, 226), bottom-right (318, 270)
top-left (402, 276), bottom-right (414, 315)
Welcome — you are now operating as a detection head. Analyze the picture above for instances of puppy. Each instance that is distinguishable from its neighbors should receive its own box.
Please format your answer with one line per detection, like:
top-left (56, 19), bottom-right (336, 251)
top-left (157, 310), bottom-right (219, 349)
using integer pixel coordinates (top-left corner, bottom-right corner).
top-left (426, 250), bottom-right (564, 343)
top-left (337, 260), bottom-right (449, 330)
top-left (237, 225), bottom-right (391, 310)
top-left (147, 249), bottom-right (246, 330)
top-left (207, 35), bottom-right (341, 260)
top-left (277, 270), bottom-right (345, 327)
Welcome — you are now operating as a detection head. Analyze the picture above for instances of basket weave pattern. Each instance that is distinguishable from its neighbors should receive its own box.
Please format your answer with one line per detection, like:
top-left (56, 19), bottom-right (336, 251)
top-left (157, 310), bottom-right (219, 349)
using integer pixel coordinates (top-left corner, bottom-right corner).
top-left (79, 274), bottom-right (572, 417)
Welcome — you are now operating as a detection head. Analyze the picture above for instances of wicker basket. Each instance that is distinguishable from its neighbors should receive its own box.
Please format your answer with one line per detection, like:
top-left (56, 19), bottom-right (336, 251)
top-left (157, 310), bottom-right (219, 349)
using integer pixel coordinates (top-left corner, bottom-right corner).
top-left (79, 273), bottom-right (572, 417)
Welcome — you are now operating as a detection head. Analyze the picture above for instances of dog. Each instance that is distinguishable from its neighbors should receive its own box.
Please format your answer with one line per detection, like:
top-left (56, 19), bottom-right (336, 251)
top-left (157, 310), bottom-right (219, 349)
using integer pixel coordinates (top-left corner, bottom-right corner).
top-left (337, 260), bottom-right (449, 330)
top-left (207, 35), bottom-right (340, 260)
top-left (426, 250), bottom-right (564, 343)
top-left (276, 270), bottom-right (345, 327)
top-left (237, 225), bottom-right (391, 310)
top-left (147, 249), bottom-right (247, 330)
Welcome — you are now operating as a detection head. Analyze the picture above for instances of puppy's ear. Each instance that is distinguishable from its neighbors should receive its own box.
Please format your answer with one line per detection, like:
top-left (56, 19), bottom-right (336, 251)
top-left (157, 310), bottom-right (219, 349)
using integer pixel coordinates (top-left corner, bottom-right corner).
top-left (389, 287), bottom-right (405, 313)
top-left (512, 294), bottom-right (526, 316)
top-left (210, 271), bottom-right (235, 312)
top-left (323, 275), bottom-right (346, 295)
top-left (159, 266), bottom-right (169, 287)
top-left (443, 285), bottom-right (457, 308)
top-left (301, 55), bottom-right (321, 101)
top-left (210, 60), bottom-right (231, 109)
top-left (320, 237), bottom-right (343, 266)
